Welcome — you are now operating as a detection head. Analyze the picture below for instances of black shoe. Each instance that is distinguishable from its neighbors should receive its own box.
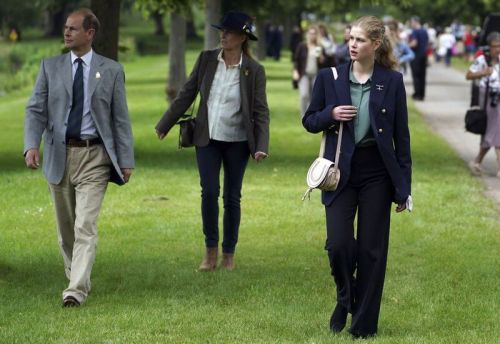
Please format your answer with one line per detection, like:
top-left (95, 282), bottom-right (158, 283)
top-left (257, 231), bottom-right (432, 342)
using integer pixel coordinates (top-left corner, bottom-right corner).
top-left (63, 296), bottom-right (80, 308)
top-left (329, 304), bottom-right (348, 333)
top-left (349, 329), bottom-right (376, 339)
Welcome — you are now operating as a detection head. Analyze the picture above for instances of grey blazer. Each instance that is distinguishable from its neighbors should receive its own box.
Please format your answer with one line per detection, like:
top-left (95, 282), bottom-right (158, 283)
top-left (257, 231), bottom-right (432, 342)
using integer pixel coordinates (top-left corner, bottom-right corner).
top-left (24, 52), bottom-right (134, 185)
top-left (155, 49), bottom-right (270, 156)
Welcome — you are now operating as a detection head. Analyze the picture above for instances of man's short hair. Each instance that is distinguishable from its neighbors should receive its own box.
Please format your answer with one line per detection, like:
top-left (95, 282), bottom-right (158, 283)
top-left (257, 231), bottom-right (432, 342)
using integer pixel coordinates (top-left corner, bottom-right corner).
top-left (72, 8), bottom-right (100, 35)
top-left (411, 16), bottom-right (421, 24)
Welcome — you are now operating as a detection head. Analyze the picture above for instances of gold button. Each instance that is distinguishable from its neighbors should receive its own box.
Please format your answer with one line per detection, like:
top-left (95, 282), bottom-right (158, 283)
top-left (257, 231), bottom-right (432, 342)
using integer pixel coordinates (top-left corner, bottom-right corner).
top-left (381, 108), bottom-right (386, 113)
top-left (378, 128), bottom-right (383, 133)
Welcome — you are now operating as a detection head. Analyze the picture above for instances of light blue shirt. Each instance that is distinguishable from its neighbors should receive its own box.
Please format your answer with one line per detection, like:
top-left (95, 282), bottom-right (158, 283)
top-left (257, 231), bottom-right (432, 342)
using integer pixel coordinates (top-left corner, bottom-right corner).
top-left (70, 50), bottom-right (98, 139)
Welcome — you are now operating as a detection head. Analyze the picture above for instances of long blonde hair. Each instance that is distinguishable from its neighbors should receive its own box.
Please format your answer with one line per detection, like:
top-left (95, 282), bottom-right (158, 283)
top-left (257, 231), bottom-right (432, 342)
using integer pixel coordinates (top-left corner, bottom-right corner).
top-left (351, 16), bottom-right (397, 70)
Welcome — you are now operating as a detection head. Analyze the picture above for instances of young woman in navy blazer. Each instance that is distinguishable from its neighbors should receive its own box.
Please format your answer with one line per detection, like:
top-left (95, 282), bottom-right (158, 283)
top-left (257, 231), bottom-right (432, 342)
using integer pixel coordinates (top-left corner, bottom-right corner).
top-left (303, 16), bottom-right (412, 338)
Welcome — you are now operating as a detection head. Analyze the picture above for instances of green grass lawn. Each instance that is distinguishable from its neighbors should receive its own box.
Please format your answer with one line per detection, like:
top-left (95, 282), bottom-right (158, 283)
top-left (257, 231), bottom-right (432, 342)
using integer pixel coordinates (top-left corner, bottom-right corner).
top-left (0, 49), bottom-right (498, 343)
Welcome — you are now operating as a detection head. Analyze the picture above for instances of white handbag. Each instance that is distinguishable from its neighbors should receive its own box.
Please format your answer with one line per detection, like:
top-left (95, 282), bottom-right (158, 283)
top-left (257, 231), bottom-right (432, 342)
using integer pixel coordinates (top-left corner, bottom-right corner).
top-left (302, 67), bottom-right (343, 201)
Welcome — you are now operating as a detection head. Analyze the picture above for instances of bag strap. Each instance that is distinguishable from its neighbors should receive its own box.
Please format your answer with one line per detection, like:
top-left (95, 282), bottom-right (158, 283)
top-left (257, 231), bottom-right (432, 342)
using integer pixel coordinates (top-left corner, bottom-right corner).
top-left (482, 77), bottom-right (489, 110)
top-left (320, 67), bottom-right (343, 171)
top-left (301, 67), bottom-right (343, 201)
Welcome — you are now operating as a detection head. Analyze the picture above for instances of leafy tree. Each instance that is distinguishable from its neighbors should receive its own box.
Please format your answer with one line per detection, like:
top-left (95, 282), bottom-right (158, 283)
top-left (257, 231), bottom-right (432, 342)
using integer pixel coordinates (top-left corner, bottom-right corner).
top-left (0, 0), bottom-right (41, 39)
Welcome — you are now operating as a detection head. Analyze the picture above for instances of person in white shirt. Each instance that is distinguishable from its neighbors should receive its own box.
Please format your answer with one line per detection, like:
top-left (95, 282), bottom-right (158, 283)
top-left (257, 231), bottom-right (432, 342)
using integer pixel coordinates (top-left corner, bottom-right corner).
top-left (466, 32), bottom-right (500, 177)
top-left (437, 27), bottom-right (456, 66)
top-left (155, 11), bottom-right (270, 271)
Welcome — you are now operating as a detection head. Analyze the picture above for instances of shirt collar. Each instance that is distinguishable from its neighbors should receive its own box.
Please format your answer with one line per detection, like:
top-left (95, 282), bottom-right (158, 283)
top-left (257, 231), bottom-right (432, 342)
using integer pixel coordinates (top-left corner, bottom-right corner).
top-left (71, 49), bottom-right (93, 67)
top-left (217, 50), bottom-right (242, 68)
top-left (349, 62), bottom-right (372, 84)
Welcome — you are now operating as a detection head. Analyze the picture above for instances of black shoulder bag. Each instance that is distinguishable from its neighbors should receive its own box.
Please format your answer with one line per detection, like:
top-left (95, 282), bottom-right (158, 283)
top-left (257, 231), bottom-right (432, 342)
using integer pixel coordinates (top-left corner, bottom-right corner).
top-left (465, 78), bottom-right (488, 135)
top-left (177, 102), bottom-right (197, 149)
top-left (176, 52), bottom-right (210, 149)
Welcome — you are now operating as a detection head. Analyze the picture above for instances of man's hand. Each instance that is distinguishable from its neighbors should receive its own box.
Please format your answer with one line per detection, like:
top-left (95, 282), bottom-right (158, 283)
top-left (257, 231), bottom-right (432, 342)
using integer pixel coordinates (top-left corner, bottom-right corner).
top-left (121, 168), bottom-right (133, 183)
top-left (25, 149), bottom-right (40, 169)
top-left (254, 151), bottom-right (268, 163)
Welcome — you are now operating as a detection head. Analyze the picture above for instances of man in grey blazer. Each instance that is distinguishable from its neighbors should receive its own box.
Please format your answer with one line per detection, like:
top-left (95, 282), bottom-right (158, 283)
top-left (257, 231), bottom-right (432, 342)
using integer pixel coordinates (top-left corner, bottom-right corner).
top-left (23, 8), bottom-right (134, 307)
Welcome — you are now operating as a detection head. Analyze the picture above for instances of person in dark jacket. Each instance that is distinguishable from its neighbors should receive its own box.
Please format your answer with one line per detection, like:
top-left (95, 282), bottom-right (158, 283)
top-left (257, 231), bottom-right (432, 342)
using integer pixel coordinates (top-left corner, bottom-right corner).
top-left (155, 11), bottom-right (270, 272)
top-left (303, 16), bottom-right (412, 339)
top-left (293, 25), bottom-right (327, 117)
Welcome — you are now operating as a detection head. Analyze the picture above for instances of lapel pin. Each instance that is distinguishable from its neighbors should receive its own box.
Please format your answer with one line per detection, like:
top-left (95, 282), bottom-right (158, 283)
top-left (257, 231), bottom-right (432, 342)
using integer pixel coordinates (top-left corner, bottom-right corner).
top-left (96, 72), bottom-right (101, 79)
top-left (244, 69), bottom-right (249, 76)
top-left (376, 84), bottom-right (384, 91)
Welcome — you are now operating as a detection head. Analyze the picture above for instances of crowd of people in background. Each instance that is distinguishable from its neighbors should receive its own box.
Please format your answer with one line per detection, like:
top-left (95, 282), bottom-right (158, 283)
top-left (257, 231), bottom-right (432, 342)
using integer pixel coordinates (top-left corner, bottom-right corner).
top-left (273, 15), bottom-right (487, 111)
top-left (285, 16), bottom-right (483, 67)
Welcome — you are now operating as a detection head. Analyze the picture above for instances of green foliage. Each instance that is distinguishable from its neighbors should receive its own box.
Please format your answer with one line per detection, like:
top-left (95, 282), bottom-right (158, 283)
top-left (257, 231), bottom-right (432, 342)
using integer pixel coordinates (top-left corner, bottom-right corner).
top-left (135, 0), bottom-right (201, 17)
top-left (0, 0), bottom-right (41, 28)
top-left (0, 48), bottom-right (499, 343)
top-left (0, 41), bottom-right (61, 94)
top-left (134, 33), bottom-right (169, 55)
top-left (384, 0), bottom-right (495, 25)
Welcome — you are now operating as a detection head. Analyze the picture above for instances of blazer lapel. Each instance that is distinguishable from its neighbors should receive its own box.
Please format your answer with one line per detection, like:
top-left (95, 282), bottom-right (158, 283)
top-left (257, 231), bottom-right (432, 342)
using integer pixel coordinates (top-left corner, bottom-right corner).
top-left (201, 50), bottom-right (219, 97)
top-left (334, 64), bottom-right (354, 133)
top-left (239, 54), bottom-right (250, 112)
top-left (369, 63), bottom-right (389, 127)
top-left (88, 53), bottom-right (103, 99)
top-left (61, 53), bottom-right (73, 98)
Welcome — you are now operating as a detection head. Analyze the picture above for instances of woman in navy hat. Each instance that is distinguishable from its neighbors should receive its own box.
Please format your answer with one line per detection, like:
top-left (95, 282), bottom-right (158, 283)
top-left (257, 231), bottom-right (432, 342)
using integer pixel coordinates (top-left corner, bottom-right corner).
top-left (155, 11), bottom-right (270, 272)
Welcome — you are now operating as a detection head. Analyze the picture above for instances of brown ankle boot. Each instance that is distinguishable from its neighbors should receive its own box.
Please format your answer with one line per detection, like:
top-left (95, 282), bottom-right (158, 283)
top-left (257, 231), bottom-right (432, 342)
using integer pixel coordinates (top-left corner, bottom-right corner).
top-left (220, 253), bottom-right (235, 271)
top-left (198, 247), bottom-right (218, 272)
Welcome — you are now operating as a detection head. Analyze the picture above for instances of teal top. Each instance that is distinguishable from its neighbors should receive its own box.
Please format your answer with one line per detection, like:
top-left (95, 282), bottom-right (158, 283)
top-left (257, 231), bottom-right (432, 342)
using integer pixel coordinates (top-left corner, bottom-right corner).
top-left (349, 66), bottom-right (375, 146)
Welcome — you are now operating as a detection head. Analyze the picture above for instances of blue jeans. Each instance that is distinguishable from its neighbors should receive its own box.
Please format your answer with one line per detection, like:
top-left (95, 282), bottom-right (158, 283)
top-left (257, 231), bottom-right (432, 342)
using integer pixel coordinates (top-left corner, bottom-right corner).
top-left (196, 140), bottom-right (250, 253)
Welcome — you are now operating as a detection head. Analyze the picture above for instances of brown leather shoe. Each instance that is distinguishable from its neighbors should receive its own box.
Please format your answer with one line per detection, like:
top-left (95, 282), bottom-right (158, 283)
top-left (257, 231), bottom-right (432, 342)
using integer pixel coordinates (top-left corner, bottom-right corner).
top-left (220, 253), bottom-right (235, 271)
top-left (198, 247), bottom-right (218, 272)
top-left (62, 296), bottom-right (80, 308)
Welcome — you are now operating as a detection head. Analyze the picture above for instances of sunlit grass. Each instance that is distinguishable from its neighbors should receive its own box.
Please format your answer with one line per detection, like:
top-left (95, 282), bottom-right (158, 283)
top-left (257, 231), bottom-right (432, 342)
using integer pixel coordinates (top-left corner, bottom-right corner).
top-left (0, 45), bottom-right (498, 343)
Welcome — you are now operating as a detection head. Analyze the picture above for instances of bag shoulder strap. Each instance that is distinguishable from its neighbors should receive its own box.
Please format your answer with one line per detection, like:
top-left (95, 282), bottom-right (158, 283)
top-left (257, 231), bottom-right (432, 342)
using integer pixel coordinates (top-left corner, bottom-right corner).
top-left (319, 68), bottom-right (343, 172)
top-left (482, 77), bottom-right (490, 110)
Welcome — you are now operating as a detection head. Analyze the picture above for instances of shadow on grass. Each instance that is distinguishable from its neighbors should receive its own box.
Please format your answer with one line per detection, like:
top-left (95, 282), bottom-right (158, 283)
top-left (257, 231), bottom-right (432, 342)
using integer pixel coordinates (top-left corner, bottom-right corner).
top-left (1, 251), bottom-right (321, 306)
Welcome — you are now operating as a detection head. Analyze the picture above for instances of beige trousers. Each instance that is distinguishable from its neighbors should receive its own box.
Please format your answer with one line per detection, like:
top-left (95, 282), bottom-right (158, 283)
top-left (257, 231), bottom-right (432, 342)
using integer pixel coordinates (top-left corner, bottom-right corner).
top-left (49, 144), bottom-right (110, 304)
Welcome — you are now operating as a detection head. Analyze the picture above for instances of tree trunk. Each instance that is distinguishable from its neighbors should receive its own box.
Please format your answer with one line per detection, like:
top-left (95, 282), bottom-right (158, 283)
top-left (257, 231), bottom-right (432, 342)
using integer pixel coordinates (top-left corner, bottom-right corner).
top-left (90, 0), bottom-right (121, 61)
top-left (204, 0), bottom-right (221, 50)
top-left (167, 12), bottom-right (187, 103)
top-left (152, 10), bottom-right (165, 36)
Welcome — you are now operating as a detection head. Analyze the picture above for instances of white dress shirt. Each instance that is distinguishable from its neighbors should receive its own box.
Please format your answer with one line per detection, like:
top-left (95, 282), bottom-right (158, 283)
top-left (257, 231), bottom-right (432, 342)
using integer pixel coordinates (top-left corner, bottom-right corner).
top-left (469, 55), bottom-right (500, 91)
top-left (70, 50), bottom-right (98, 139)
top-left (206, 51), bottom-right (247, 142)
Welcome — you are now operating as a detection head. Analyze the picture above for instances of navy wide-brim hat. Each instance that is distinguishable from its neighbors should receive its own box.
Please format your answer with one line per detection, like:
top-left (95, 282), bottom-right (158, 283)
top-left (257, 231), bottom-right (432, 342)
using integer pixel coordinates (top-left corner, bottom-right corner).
top-left (211, 11), bottom-right (258, 41)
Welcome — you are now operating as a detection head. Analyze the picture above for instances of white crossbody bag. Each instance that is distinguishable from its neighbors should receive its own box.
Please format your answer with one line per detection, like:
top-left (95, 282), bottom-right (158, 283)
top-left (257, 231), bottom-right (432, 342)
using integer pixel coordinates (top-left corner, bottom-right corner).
top-left (302, 67), bottom-right (343, 201)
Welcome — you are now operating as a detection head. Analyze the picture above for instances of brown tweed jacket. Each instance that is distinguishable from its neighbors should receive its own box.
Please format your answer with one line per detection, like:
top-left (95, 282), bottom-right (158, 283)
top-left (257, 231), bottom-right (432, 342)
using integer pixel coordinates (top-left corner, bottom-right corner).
top-left (155, 49), bottom-right (270, 156)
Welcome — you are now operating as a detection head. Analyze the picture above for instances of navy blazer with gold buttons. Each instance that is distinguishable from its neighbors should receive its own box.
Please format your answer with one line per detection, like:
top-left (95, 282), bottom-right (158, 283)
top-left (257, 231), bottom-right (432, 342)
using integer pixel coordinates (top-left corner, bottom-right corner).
top-left (302, 63), bottom-right (412, 206)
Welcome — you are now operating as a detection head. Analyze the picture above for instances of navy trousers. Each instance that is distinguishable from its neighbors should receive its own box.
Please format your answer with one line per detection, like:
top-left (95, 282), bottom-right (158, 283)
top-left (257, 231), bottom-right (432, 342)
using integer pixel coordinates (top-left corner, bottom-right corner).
top-left (196, 140), bottom-right (250, 253)
top-left (410, 55), bottom-right (427, 99)
top-left (325, 145), bottom-right (393, 336)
